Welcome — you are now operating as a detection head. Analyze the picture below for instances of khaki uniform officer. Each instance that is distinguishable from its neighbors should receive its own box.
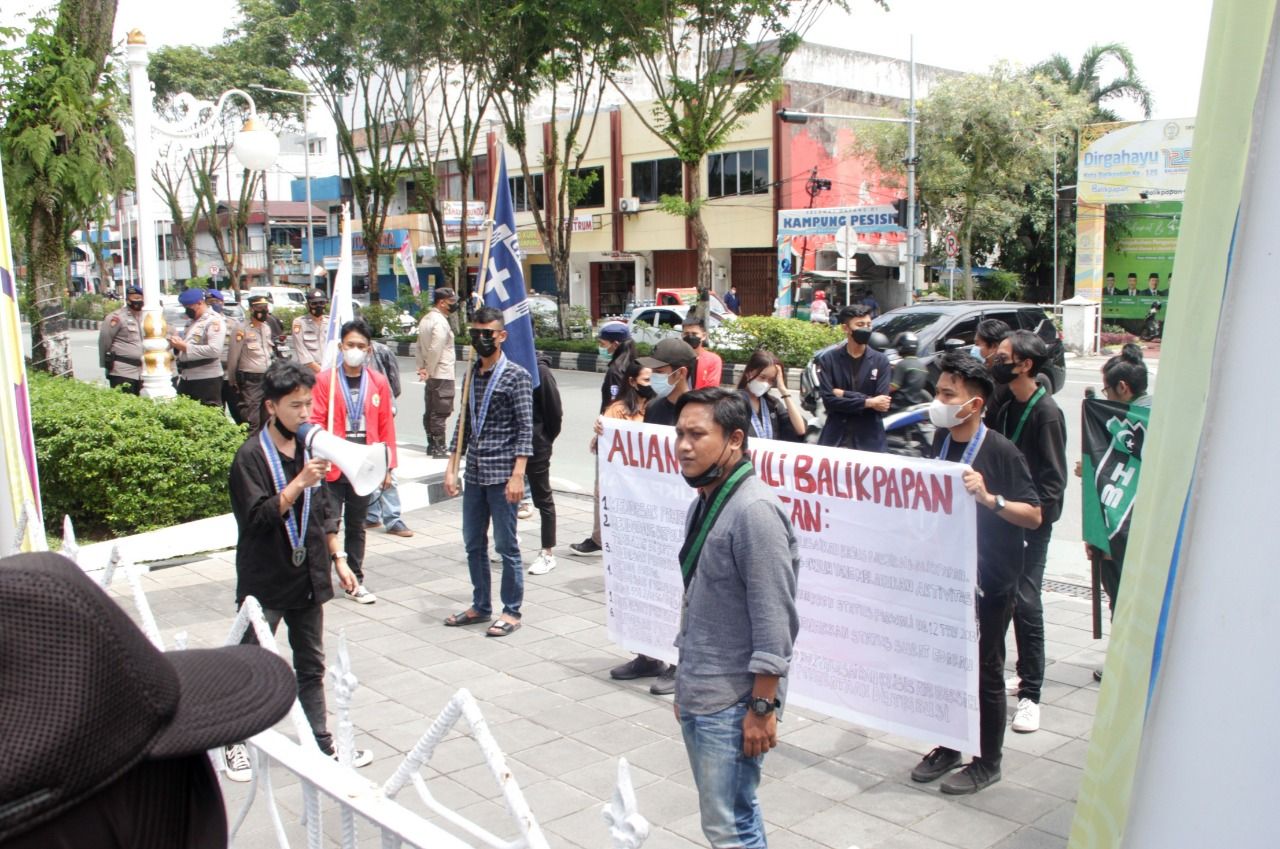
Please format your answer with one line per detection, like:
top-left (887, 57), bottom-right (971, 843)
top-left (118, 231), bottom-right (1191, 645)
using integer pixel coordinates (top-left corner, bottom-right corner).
top-left (170, 288), bottom-right (226, 407)
top-left (98, 285), bottom-right (145, 394)
top-left (292, 289), bottom-right (328, 373)
top-left (227, 294), bottom-right (276, 431)
top-left (207, 289), bottom-right (244, 424)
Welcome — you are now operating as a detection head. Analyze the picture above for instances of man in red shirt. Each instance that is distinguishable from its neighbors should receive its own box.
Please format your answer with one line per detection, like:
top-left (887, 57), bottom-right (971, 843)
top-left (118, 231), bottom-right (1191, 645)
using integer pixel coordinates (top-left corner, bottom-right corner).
top-left (310, 319), bottom-right (397, 605)
top-left (681, 316), bottom-right (722, 389)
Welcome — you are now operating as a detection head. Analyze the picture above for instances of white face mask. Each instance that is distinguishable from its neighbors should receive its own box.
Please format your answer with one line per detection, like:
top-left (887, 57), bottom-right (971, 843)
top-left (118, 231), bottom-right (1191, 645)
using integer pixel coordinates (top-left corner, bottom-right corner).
top-left (746, 379), bottom-right (771, 398)
top-left (927, 397), bottom-right (976, 429)
top-left (343, 347), bottom-right (367, 368)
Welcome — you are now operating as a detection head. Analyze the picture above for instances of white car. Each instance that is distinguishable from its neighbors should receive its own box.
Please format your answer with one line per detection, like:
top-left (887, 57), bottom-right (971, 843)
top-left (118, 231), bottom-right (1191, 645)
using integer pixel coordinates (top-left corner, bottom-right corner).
top-left (627, 304), bottom-right (738, 349)
top-left (241, 286), bottom-right (308, 310)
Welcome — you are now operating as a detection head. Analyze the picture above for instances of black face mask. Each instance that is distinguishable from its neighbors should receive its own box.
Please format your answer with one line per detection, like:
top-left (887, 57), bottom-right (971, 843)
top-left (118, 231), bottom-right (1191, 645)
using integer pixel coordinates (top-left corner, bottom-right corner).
top-left (309, 304), bottom-right (325, 317)
top-left (991, 361), bottom-right (1018, 385)
top-left (682, 334), bottom-right (703, 349)
top-left (447, 301), bottom-right (459, 313)
top-left (682, 441), bottom-right (733, 489)
top-left (209, 302), bottom-right (224, 314)
top-left (274, 415), bottom-right (296, 441)
top-left (252, 309), bottom-right (269, 322)
top-left (471, 331), bottom-right (498, 358)
top-left (183, 306), bottom-right (198, 320)
top-left (126, 300), bottom-right (143, 311)
top-left (850, 327), bottom-right (873, 345)
top-left (636, 384), bottom-right (657, 401)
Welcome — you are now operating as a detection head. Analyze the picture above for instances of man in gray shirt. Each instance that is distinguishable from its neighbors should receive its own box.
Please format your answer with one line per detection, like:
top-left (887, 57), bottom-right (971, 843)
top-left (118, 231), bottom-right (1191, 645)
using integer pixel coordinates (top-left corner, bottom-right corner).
top-left (672, 387), bottom-right (800, 849)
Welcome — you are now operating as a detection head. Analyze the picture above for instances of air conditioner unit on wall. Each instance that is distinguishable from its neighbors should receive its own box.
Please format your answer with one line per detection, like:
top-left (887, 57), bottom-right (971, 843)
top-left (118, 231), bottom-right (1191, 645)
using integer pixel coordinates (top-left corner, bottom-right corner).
top-left (619, 197), bottom-right (641, 214)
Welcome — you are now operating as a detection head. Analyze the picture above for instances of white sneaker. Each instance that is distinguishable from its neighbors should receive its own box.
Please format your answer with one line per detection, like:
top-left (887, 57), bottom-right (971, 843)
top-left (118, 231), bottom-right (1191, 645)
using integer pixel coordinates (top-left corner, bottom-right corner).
top-left (517, 502), bottom-right (533, 520)
top-left (1011, 698), bottom-right (1040, 733)
top-left (223, 743), bottom-right (252, 782)
top-left (1005, 675), bottom-right (1021, 696)
top-left (345, 585), bottom-right (377, 604)
top-left (331, 747), bottom-right (374, 768)
top-left (528, 552), bottom-right (557, 575)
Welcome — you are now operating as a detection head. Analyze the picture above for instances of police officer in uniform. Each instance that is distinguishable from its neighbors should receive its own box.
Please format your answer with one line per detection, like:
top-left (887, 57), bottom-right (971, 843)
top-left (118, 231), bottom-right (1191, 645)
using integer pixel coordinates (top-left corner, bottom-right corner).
top-left (228, 294), bottom-right (276, 430)
top-left (98, 285), bottom-right (145, 394)
top-left (207, 289), bottom-right (243, 423)
top-left (170, 288), bottom-right (226, 406)
top-left (292, 289), bottom-right (328, 373)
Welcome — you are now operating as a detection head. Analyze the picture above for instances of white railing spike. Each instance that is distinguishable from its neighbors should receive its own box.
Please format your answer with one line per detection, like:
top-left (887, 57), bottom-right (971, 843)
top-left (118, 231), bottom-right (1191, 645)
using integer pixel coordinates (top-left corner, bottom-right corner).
top-left (327, 630), bottom-right (359, 848)
top-left (60, 515), bottom-right (78, 564)
top-left (603, 758), bottom-right (650, 849)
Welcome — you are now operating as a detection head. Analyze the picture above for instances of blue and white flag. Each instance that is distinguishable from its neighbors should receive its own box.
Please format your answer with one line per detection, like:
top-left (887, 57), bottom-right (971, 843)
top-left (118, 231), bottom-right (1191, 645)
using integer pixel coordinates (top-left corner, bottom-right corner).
top-left (322, 204), bottom-right (355, 370)
top-left (482, 152), bottom-right (540, 388)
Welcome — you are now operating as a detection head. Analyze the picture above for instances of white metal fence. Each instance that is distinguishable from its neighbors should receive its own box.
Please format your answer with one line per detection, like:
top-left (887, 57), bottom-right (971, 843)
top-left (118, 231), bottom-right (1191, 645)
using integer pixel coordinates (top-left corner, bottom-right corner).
top-left (10, 504), bottom-right (651, 849)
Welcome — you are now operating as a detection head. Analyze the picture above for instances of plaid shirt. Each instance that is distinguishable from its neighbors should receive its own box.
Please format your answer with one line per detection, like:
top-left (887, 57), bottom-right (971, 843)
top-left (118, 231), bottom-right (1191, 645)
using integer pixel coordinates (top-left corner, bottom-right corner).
top-left (450, 356), bottom-right (534, 485)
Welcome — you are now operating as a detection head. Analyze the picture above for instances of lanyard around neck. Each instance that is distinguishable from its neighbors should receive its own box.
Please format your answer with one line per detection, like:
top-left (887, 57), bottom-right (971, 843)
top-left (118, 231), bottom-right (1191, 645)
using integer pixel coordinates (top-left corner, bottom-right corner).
top-left (678, 461), bottom-right (754, 587)
top-left (750, 395), bottom-right (773, 440)
top-left (1006, 385), bottom-right (1046, 444)
top-left (941, 422), bottom-right (987, 466)
top-left (258, 428), bottom-right (311, 561)
top-left (470, 354), bottom-right (509, 437)
top-left (339, 367), bottom-right (369, 427)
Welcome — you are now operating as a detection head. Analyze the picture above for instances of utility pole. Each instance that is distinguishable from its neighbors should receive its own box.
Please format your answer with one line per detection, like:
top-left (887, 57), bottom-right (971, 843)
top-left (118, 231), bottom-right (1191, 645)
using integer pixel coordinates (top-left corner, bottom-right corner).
top-left (905, 36), bottom-right (918, 295)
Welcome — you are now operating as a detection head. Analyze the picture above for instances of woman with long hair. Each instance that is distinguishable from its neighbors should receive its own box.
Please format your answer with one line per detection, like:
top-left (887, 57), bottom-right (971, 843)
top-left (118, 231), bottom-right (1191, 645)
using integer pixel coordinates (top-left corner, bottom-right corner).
top-left (736, 349), bottom-right (806, 441)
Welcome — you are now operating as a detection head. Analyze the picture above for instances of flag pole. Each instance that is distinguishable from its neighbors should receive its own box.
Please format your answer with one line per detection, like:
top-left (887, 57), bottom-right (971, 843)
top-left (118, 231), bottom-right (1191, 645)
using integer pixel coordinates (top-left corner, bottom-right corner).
top-left (326, 205), bottom-right (347, 434)
top-left (451, 148), bottom-right (506, 468)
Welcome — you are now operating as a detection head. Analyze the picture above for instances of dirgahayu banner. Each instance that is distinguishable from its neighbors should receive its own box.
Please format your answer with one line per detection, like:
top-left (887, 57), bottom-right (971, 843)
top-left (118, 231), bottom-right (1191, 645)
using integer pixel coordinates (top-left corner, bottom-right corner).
top-left (599, 419), bottom-right (979, 752)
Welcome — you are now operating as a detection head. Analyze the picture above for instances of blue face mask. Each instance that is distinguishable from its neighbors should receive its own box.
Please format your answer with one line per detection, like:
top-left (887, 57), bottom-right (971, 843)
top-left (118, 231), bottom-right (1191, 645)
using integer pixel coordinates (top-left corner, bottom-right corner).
top-left (969, 345), bottom-right (984, 362)
top-left (649, 371), bottom-right (675, 399)
top-left (598, 345), bottom-right (611, 359)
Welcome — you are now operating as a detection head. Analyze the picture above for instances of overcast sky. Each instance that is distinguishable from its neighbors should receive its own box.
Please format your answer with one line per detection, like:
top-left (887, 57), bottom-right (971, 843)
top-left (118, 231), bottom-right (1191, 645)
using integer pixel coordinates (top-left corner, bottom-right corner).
top-left (6, 0), bottom-right (1211, 122)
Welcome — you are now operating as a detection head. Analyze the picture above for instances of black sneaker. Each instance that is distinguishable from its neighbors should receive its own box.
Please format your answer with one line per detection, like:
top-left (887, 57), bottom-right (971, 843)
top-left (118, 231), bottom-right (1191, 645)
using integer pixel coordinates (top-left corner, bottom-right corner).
top-left (940, 758), bottom-right (1001, 795)
top-left (569, 537), bottom-right (602, 556)
top-left (649, 664), bottom-right (677, 696)
top-left (1093, 667), bottom-right (1104, 682)
top-left (609, 655), bottom-right (667, 680)
top-left (911, 747), bottom-right (962, 783)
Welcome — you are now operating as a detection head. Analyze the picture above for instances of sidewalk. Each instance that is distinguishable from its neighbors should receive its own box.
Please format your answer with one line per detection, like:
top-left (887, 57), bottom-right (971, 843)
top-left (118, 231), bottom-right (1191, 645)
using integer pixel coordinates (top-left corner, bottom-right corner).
top-left (110, 492), bottom-right (1106, 849)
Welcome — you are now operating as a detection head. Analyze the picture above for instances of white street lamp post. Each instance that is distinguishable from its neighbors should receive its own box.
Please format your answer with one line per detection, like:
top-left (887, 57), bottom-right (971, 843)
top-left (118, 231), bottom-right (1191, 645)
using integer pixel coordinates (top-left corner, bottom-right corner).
top-left (124, 29), bottom-right (279, 399)
top-left (253, 85), bottom-right (319, 288)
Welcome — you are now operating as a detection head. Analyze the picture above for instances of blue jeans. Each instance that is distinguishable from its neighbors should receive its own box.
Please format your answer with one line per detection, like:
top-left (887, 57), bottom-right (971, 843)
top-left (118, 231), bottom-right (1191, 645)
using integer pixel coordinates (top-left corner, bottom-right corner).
top-left (366, 475), bottom-right (403, 526)
top-left (462, 481), bottom-right (523, 618)
top-left (679, 701), bottom-right (766, 849)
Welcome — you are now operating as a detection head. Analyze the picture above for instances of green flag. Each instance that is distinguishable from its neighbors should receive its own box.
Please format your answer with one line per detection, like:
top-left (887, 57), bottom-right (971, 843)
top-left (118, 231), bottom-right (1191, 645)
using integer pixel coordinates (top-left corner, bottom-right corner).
top-left (1080, 399), bottom-right (1150, 557)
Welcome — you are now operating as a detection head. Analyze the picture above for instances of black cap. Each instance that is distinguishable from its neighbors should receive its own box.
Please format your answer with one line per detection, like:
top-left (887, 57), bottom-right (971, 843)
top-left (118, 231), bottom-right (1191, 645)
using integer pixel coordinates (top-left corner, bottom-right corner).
top-left (637, 337), bottom-right (698, 370)
top-left (432, 287), bottom-right (457, 303)
top-left (0, 553), bottom-right (296, 842)
top-left (306, 289), bottom-right (328, 303)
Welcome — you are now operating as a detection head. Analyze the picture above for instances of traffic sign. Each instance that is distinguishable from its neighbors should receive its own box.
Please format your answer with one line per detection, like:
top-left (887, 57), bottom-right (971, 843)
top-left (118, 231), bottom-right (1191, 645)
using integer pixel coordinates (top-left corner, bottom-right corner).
top-left (208, 265), bottom-right (221, 278)
top-left (834, 225), bottom-right (857, 258)
top-left (945, 257), bottom-right (958, 271)
top-left (944, 233), bottom-right (959, 258)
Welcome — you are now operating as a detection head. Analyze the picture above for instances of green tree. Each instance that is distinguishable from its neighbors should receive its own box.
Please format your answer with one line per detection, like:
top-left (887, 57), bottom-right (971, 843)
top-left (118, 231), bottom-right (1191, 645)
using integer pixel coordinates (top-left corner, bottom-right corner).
top-left (147, 42), bottom-right (301, 291)
top-left (1032, 43), bottom-right (1154, 122)
top-left (857, 65), bottom-right (1090, 299)
top-left (476, 0), bottom-right (630, 335)
top-left (0, 2), bottom-right (132, 376)
top-left (609, 0), bottom-right (858, 317)
top-left (238, 0), bottom-right (412, 302)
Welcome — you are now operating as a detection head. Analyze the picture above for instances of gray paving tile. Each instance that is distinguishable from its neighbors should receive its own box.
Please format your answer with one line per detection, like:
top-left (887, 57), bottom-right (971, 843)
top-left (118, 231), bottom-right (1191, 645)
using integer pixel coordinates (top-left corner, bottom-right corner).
top-left (1031, 802), bottom-right (1076, 839)
top-left (991, 827), bottom-right (1067, 849)
top-left (1005, 758), bottom-right (1083, 802)
top-left (958, 781), bottom-right (1063, 825)
top-left (844, 780), bottom-right (950, 827)
top-left (914, 804), bottom-right (1020, 849)
top-left (757, 777), bottom-right (844, 828)
top-left (789, 802), bottom-right (903, 849)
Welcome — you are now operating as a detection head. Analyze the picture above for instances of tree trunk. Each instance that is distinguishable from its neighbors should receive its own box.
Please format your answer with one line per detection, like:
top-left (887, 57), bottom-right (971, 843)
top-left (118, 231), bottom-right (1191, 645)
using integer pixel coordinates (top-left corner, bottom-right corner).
top-left (183, 229), bottom-right (198, 279)
top-left (263, 178), bottom-right (275, 286)
top-left (28, 208), bottom-right (73, 376)
top-left (366, 244), bottom-right (380, 302)
top-left (688, 162), bottom-right (713, 323)
top-left (961, 220), bottom-right (975, 300)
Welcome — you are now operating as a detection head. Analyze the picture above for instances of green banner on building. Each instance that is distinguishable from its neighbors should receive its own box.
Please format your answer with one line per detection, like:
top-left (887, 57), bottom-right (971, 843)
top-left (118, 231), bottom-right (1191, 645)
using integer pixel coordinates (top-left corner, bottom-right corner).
top-left (1100, 201), bottom-right (1180, 320)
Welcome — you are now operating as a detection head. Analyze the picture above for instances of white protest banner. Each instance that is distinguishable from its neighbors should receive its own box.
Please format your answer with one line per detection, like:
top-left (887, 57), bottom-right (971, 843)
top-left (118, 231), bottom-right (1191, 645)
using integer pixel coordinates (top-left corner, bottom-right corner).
top-left (599, 418), bottom-right (979, 752)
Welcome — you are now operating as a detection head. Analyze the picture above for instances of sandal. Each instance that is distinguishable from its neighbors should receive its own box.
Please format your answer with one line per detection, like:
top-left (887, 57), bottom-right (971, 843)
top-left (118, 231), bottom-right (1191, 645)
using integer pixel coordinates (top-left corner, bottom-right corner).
top-left (485, 619), bottom-right (521, 638)
top-left (443, 609), bottom-right (492, 627)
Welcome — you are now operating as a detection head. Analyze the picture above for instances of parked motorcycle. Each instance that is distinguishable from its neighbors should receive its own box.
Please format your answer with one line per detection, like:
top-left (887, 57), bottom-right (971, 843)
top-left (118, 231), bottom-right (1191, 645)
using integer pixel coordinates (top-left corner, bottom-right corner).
top-left (1140, 301), bottom-right (1164, 341)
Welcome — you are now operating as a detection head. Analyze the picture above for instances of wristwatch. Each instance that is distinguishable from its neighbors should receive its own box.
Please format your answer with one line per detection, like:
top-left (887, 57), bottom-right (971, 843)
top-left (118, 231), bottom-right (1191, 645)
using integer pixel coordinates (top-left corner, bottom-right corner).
top-left (330, 551), bottom-right (348, 562)
top-left (750, 696), bottom-right (781, 716)
top-left (993, 495), bottom-right (1006, 513)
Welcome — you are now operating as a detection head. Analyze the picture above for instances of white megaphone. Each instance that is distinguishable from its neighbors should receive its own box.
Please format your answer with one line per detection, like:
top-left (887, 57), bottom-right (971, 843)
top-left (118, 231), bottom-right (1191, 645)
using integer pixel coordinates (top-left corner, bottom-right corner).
top-left (297, 423), bottom-right (388, 496)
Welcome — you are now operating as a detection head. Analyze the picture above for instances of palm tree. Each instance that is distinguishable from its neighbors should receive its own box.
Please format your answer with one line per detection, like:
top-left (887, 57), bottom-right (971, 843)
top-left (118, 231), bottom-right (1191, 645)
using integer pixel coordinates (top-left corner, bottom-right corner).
top-left (1033, 43), bottom-right (1153, 121)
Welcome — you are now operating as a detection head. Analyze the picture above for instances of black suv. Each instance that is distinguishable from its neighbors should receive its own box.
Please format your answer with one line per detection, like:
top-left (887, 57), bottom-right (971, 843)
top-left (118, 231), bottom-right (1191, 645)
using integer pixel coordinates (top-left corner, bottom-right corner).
top-left (870, 301), bottom-right (1066, 392)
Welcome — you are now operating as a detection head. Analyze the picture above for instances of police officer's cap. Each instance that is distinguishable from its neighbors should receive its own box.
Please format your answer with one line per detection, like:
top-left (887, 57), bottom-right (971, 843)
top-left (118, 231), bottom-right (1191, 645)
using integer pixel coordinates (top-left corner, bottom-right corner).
top-left (306, 289), bottom-right (328, 303)
top-left (205, 289), bottom-right (225, 301)
top-left (177, 288), bottom-right (205, 306)
top-left (126, 286), bottom-right (143, 297)
top-left (247, 294), bottom-right (269, 306)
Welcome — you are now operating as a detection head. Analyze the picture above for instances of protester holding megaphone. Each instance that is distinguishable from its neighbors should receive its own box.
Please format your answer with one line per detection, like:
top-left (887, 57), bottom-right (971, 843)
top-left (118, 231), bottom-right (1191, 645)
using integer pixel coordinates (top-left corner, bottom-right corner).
top-left (310, 319), bottom-right (398, 606)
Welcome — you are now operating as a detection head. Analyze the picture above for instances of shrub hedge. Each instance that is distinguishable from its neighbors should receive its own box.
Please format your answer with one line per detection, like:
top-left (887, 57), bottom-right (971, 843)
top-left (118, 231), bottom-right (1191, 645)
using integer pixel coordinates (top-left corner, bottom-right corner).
top-left (715, 316), bottom-right (844, 367)
top-left (29, 372), bottom-right (246, 538)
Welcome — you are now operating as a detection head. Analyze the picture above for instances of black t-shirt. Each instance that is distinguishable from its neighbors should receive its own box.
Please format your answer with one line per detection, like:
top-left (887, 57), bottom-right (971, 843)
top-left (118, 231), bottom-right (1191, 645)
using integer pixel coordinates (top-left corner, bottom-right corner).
top-left (644, 396), bottom-right (678, 426)
top-left (994, 390), bottom-right (1067, 525)
top-left (933, 427), bottom-right (1039, 595)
